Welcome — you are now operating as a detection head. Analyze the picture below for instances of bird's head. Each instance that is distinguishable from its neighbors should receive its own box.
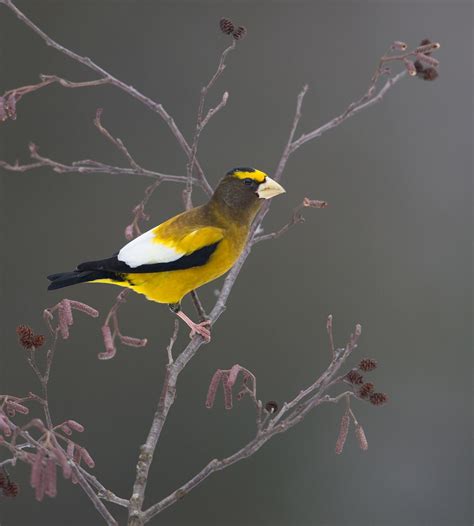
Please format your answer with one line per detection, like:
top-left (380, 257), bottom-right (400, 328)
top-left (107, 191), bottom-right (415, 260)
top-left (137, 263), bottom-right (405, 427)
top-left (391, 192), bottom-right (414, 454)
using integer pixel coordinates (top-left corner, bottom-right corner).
top-left (226, 167), bottom-right (286, 200)
top-left (211, 167), bottom-right (285, 218)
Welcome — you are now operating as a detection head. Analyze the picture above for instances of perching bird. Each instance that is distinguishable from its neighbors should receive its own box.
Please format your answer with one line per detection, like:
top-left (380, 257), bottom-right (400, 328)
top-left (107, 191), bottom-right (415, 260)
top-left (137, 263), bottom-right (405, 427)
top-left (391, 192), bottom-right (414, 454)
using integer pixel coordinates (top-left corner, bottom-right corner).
top-left (47, 167), bottom-right (285, 341)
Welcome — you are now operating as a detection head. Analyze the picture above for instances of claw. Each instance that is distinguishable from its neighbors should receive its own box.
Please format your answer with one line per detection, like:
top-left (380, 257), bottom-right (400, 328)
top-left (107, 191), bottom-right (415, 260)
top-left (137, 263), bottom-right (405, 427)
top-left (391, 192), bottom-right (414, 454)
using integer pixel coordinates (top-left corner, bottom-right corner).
top-left (176, 311), bottom-right (212, 342)
top-left (189, 320), bottom-right (211, 342)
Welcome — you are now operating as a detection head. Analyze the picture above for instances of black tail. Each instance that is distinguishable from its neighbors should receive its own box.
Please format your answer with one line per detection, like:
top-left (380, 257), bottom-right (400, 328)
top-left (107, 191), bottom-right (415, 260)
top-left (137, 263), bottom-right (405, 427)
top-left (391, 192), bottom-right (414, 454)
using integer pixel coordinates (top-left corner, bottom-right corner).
top-left (47, 270), bottom-right (110, 290)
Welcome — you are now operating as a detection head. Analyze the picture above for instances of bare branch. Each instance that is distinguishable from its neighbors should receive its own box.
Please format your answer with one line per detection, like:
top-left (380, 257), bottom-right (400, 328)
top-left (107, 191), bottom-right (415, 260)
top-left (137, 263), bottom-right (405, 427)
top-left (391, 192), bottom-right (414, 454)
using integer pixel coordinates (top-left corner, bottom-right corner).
top-left (0, 0), bottom-right (213, 196)
top-left (39, 73), bottom-right (110, 89)
top-left (0, 143), bottom-right (186, 183)
top-left (77, 466), bottom-right (129, 508)
top-left (100, 291), bottom-right (147, 360)
top-left (1, 9), bottom-right (430, 521)
top-left (70, 466), bottom-right (118, 526)
top-left (9, 311), bottom-right (119, 525)
top-left (165, 320), bottom-right (180, 365)
top-left (273, 83), bottom-right (309, 182)
top-left (184, 41), bottom-right (235, 209)
top-left (290, 71), bottom-right (407, 153)
top-left (253, 197), bottom-right (328, 244)
top-left (200, 90), bottom-right (229, 130)
top-left (142, 321), bottom-right (364, 523)
top-left (327, 314), bottom-right (335, 359)
top-left (124, 180), bottom-right (162, 240)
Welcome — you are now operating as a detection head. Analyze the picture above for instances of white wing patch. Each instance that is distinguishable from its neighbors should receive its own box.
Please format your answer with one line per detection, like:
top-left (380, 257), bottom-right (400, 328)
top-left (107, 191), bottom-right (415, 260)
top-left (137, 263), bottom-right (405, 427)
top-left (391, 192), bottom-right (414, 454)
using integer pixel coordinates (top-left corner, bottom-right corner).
top-left (117, 229), bottom-right (184, 268)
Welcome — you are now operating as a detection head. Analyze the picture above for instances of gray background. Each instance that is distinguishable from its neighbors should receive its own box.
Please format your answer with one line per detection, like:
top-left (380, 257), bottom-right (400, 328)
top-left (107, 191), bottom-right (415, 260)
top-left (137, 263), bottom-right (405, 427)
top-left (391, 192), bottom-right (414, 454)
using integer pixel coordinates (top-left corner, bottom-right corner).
top-left (0, 1), bottom-right (472, 525)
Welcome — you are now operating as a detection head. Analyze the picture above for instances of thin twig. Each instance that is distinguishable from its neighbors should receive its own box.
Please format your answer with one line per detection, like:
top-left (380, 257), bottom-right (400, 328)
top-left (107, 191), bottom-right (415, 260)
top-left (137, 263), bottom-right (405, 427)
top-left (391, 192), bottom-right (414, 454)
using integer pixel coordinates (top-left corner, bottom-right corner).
top-left (71, 465), bottom-right (118, 526)
top-left (190, 290), bottom-right (207, 322)
top-left (142, 327), bottom-right (360, 523)
top-left (0, 143), bottom-right (185, 183)
top-left (253, 197), bottom-right (328, 244)
top-left (327, 314), bottom-right (336, 359)
top-left (183, 41), bottom-right (234, 209)
top-left (166, 320), bottom-right (180, 365)
top-left (124, 180), bottom-right (162, 239)
top-left (0, 6), bottom-right (422, 520)
top-left (273, 84), bottom-right (309, 183)
top-left (77, 466), bottom-right (129, 508)
top-left (40, 74), bottom-right (110, 89)
top-left (289, 71), bottom-right (406, 153)
top-left (93, 108), bottom-right (143, 171)
top-left (0, 0), bottom-right (213, 196)
top-left (17, 311), bottom-right (119, 525)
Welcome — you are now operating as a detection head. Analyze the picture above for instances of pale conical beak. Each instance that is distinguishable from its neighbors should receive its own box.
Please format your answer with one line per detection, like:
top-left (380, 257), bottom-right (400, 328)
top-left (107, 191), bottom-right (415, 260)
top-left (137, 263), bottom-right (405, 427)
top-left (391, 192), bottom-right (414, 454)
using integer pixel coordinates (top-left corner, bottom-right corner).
top-left (256, 176), bottom-right (286, 199)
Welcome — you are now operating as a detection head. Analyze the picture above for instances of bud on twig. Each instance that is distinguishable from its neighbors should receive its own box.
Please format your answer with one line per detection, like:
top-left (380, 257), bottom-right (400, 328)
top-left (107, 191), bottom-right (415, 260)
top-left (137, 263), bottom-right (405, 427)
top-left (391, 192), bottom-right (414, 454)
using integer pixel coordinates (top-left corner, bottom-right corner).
top-left (404, 59), bottom-right (417, 76)
top-left (303, 197), bottom-right (328, 208)
top-left (415, 42), bottom-right (440, 54)
top-left (391, 41), bottom-right (407, 50)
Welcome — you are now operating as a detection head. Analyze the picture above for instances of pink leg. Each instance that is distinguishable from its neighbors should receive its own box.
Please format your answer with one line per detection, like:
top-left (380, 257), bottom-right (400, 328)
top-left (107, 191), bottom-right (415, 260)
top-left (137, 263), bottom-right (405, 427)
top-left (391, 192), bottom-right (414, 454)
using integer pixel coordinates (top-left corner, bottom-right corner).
top-left (176, 311), bottom-right (211, 342)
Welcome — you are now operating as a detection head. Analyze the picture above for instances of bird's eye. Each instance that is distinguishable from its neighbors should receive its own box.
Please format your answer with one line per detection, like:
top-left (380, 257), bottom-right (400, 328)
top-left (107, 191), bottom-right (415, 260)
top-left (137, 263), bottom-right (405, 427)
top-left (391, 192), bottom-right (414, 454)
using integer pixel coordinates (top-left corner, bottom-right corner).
top-left (243, 178), bottom-right (253, 186)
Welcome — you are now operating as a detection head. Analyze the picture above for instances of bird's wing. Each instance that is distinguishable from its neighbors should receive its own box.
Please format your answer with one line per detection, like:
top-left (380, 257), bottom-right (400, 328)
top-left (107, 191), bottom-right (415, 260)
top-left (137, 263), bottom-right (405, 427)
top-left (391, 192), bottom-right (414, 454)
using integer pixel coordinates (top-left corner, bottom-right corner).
top-left (77, 223), bottom-right (224, 274)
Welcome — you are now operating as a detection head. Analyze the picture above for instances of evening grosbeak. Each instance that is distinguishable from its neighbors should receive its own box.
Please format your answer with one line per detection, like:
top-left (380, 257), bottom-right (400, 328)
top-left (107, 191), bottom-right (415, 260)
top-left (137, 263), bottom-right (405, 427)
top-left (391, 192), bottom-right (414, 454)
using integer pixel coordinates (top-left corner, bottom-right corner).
top-left (47, 167), bottom-right (285, 341)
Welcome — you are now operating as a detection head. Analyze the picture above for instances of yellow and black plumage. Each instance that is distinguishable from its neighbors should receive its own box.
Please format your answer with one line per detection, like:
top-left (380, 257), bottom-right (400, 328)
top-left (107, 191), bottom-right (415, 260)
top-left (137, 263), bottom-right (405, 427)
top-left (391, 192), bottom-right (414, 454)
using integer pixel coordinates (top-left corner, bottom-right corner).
top-left (47, 168), bottom-right (285, 339)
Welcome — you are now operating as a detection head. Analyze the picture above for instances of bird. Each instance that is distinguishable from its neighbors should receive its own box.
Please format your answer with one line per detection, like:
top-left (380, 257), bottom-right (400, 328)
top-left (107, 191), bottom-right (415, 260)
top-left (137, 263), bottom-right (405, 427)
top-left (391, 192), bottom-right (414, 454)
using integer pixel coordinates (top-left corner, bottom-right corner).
top-left (47, 167), bottom-right (285, 341)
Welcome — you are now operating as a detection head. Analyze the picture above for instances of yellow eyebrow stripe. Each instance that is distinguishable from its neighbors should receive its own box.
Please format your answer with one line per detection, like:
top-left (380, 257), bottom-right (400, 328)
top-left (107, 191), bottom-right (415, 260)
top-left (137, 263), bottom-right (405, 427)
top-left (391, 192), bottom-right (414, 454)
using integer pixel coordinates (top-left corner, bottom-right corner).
top-left (232, 169), bottom-right (267, 184)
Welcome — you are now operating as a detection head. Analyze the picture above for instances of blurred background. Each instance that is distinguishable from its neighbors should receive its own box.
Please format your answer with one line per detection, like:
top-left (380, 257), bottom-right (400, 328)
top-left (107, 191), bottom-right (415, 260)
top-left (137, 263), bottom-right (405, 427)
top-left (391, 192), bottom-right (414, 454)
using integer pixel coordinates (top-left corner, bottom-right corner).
top-left (0, 1), bottom-right (472, 525)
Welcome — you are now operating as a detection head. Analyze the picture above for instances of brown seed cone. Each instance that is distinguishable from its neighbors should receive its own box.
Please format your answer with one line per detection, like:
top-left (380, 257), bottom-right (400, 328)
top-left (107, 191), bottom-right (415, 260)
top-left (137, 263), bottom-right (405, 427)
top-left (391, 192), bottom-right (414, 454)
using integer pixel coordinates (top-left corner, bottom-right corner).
top-left (359, 382), bottom-right (375, 399)
top-left (346, 370), bottom-right (364, 385)
top-left (3, 481), bottom-right (19, 497)
top-left (358, 358), bottom-right (377, 372)
top-left (32, 334), bottom-right (45, 348)
top-left (16, 325), bottom-right (35, 349)
top-left (232, 26), bottom-right (247, 40)
top-left (370, 392), bottom-right (388, 406)
top-left (421, 67), bottom-right (439, 81)
top-left (219, 18), bottom-right (234, 35)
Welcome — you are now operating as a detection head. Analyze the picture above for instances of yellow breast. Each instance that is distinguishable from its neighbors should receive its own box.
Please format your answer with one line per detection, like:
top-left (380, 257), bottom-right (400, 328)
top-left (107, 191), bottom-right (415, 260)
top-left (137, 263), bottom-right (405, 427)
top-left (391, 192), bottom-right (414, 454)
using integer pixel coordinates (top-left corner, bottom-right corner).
top-left (123, 233), bottom-right (245, 304)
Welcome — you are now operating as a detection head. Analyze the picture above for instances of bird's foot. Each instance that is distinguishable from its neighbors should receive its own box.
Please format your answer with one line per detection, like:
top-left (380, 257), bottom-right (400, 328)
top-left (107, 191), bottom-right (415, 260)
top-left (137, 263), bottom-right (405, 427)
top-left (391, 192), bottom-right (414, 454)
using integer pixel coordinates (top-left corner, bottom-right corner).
top-left (176, 311), bottom-right (211, 342)
top-left (189, 320), bottom-right (211, 342)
